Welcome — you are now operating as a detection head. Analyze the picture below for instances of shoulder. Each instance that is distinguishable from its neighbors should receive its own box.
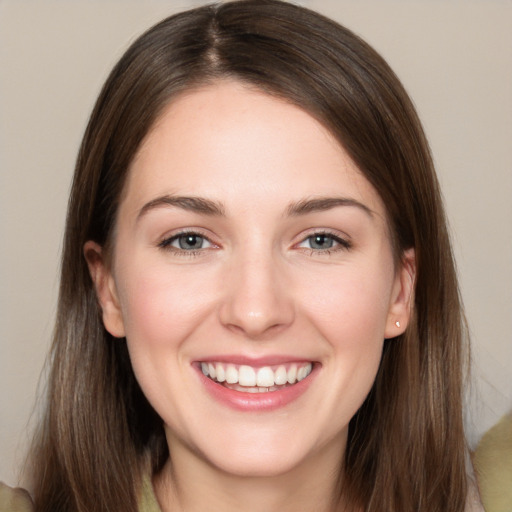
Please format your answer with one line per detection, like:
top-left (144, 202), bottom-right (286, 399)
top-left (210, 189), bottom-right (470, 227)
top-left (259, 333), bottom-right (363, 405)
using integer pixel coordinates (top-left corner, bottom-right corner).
top-left (138, 475), bottom-right (161, 512)
top-left (0, 483), bottom-right (33, 512)
top-left (474, 413), bottom-right (512, 512)
top-left (465, 477), bottom-right (485, 512)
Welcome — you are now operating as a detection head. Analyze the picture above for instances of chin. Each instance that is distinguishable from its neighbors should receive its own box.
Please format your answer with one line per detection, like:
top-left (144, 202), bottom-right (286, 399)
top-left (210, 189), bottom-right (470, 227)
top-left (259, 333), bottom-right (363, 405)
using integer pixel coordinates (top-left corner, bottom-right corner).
top-left (209, 450), bottom-right (308, 479)
top-left (194, 426), bottom-right (339, 479)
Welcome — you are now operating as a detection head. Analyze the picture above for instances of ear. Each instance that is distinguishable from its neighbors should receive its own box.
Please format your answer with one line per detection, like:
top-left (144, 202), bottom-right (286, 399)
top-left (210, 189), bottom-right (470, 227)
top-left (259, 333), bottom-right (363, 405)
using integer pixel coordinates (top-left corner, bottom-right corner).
top-left (384, 248), bottom-right (416, 339)
top-left (83, 241), bottom-right (126, 338)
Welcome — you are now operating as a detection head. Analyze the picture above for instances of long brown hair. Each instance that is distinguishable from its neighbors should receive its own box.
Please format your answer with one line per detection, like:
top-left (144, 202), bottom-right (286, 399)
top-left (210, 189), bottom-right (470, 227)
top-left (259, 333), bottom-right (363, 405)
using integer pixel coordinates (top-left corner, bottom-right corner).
top-left (30, 1), bottom-right (469, 510)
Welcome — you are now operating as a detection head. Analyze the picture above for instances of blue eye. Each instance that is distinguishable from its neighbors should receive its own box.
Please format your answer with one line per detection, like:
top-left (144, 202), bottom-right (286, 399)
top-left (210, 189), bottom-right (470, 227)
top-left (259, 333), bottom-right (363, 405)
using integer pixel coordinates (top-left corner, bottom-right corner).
top-left (298, 233), bottom-right (350, 251)
top-left (306, 234), bottom-right (335, 250)
top-left (160, 232), bottom-right (212, 251)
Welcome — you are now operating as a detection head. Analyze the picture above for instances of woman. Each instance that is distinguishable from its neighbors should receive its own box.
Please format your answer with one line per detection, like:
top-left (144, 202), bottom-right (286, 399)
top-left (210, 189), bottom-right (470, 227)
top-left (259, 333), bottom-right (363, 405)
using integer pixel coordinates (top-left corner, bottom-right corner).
top-left (2, 0), bottom-right (480, 510)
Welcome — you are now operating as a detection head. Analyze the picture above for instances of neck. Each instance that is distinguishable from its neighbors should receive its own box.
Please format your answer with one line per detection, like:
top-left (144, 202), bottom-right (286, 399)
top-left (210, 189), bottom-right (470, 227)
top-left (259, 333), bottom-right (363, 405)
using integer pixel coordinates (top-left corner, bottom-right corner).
top-left (153, 434), bottom-right (347, 512)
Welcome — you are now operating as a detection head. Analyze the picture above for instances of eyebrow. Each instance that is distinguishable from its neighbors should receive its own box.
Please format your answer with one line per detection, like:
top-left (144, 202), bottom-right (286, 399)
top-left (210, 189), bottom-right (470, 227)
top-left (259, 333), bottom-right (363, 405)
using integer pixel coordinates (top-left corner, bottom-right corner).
top-left (137, 194), bottom-right (373, 221)
top-left (137, 195), bottom-right (226, 220)
top-left (286, 197), bottom-right (374, 217)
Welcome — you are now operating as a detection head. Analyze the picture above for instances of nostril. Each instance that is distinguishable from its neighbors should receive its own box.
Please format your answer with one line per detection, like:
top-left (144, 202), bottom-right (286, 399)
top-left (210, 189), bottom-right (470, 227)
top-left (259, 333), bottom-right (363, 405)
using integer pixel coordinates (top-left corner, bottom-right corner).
top-left (218, 262), bottom-right (295, 337)
top-left (222, 318), bottom-right (291, 340)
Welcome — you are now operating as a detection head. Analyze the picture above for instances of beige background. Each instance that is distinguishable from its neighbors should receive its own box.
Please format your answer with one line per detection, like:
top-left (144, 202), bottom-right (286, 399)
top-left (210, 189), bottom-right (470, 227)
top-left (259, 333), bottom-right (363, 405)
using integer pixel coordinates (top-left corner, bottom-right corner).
top-left (1, 0), bottom-right (511, 487)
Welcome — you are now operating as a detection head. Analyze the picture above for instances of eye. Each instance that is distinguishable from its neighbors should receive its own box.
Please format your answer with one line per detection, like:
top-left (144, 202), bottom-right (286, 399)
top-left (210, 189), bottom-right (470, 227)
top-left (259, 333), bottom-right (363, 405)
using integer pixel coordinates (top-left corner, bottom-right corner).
top-left (159, 232), bottom-right (213, 252)
top-left (297, 232), bottom-right (351, 252)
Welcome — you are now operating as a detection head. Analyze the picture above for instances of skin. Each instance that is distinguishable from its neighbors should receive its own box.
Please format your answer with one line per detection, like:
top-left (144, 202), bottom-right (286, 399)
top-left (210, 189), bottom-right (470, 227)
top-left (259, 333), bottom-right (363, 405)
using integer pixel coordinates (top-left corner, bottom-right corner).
top-left (85, 80), bottom-right (415, 512)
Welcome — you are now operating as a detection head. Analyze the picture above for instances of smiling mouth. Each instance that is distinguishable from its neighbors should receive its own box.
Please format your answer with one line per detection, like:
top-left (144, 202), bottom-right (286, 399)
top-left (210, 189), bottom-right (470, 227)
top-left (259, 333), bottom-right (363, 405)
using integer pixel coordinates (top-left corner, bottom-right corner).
top-left (200, 362), bottom-right (313, 393)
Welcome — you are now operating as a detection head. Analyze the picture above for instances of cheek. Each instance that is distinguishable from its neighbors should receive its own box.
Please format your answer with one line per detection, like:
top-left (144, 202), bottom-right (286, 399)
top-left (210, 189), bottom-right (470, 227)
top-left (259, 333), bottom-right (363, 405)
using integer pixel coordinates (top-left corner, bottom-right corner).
top-left (298, 263), bottom-right (393, 410)
top-left (113, 262), bottom-right (222, 416)
top-left (115, 262), bottom-right (219, 353)
top-left (301, 264), bottom-right (393, 347)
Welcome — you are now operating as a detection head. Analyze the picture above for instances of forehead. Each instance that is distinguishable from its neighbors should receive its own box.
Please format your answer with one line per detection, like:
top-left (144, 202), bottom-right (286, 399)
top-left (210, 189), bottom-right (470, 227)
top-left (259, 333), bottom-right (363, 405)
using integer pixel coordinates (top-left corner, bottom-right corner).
top-left (124, 80), bottom-right (387, 219)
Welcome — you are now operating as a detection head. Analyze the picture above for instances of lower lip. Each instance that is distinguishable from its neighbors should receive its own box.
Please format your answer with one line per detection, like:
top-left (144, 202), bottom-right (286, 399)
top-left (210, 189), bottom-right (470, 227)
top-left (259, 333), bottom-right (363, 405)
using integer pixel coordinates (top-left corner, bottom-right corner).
top-left (196, 364), bottom-right (318, 412)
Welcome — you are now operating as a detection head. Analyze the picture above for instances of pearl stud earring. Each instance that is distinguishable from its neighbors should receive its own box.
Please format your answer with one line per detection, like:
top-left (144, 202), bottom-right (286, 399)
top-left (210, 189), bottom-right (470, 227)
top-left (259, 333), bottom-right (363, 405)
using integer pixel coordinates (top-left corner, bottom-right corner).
top-left (395, 320), bottom-right (401, 328)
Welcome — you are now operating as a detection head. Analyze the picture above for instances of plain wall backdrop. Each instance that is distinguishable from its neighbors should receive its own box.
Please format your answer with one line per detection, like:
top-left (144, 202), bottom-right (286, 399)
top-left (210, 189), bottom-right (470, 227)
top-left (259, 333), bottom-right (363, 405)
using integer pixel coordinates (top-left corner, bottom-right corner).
top-left (1, 0), bottom-right (511, 487)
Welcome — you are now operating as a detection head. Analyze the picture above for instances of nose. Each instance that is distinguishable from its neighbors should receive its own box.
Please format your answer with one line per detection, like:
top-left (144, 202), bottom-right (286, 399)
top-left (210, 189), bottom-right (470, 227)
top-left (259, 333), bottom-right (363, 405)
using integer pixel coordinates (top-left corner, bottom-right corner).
top-left (219, 251), bottom-right (295, 339)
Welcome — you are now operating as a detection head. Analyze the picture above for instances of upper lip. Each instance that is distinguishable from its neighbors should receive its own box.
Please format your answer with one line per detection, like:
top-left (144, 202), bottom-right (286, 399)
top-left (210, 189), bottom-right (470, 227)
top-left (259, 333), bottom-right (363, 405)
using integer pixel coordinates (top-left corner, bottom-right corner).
top-left (194, 355), bottom-right (315, 366)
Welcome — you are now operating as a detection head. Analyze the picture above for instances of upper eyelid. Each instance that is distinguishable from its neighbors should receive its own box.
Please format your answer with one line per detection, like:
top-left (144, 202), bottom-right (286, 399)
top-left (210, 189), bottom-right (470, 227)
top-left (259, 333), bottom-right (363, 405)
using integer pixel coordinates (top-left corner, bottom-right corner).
top-left (160, 227), bottom-right (214, 240)
top-left (157, 227), bottom-right (351, 249)
top-left (295, 228), bottom-right (351, 242)
top-left (158, 229), bottom-right (217, 248)
top-left (295, 229), bottom-right (353, 251)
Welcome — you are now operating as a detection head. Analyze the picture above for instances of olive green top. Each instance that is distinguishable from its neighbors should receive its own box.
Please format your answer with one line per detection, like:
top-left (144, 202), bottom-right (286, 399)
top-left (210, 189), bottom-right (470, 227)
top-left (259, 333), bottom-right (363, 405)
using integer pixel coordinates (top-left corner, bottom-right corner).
top-left (139, 476), bottom-right (162, 512)
top-left (0, 476), bottom-right (161, 512)
top-left (474, 413), bottom-right (512, 512)
top-left (0, 484), bottom-right (33, 512)
top-left (0, 470), bottom-right (486, 511)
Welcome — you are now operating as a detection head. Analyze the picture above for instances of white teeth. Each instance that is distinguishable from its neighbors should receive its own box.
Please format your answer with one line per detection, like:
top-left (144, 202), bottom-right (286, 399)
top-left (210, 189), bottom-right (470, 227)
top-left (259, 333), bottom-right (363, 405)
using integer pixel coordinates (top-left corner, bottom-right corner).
top-left (256, 366), bottom-right (275, 387)
top-left (215, 363), bottom-right (225, 382)
top-left (225, 364), bottom-right (238, 384)
top-left (297, 366), bottom-right (307, 381)
top-left (201, 361), bottom-right (313, 389)
top-left (287, 365), bottom-right (297, 384)
top-left (239, 365), bottom-right (256, 386)
top-left (274, 365), bottom-right (288, 385)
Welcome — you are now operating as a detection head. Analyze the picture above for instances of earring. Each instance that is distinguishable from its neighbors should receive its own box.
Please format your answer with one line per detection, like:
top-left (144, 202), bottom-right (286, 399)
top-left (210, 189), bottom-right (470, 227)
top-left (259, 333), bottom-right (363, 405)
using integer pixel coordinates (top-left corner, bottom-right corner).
top-left (395, 320), bottom-right (401, 328)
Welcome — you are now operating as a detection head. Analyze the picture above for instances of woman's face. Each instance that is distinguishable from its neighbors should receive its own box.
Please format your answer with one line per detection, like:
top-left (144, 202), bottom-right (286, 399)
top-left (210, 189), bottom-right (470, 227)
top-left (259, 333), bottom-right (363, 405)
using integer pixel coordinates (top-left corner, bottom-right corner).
top-left (87, 81), bottom-right (413, 479)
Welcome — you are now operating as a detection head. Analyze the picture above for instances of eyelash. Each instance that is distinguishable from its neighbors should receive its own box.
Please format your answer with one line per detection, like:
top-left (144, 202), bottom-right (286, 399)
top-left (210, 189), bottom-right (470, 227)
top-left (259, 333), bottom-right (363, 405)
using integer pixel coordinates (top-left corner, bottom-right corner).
top-left (158, 230), bottom-right (215, 257)
top-left (296, 231), bottom-right (352, 255)
top-left (158, 230), bottom-right (352, 257)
